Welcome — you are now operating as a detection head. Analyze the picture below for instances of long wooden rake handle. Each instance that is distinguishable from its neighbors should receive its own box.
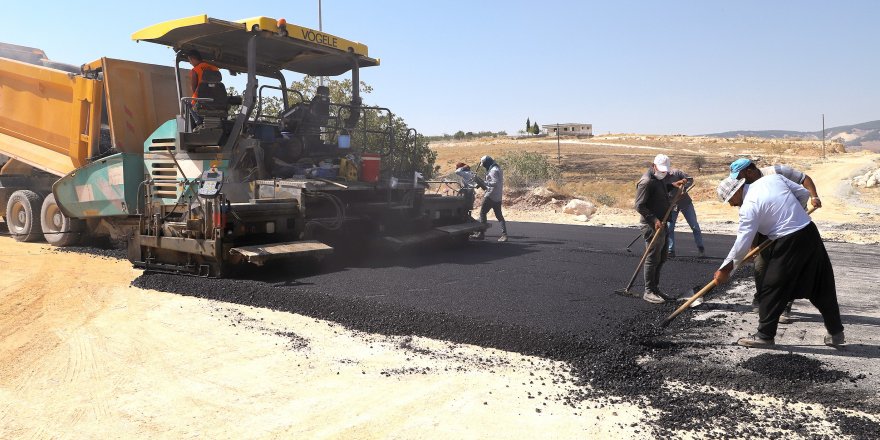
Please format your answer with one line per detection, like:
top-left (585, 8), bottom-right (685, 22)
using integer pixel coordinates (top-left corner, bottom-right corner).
top-left (660, 205), bottom-right (819, 327)
top-left (621, 184), bottom-right (688, 293)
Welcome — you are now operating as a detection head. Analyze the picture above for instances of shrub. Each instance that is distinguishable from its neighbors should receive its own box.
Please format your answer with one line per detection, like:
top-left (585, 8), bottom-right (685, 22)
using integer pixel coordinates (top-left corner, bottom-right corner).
top-left (497, 151), bottom-right (560, 189)
top-left (692, 155), bottom-right (707, 172)
top-left (594, 193), bottom-right (617, 207)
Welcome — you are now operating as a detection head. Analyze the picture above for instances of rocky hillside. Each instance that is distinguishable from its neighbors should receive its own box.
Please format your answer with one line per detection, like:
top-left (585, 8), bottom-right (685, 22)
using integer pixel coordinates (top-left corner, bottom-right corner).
top-left (706, 120), bottom-right (880, 152)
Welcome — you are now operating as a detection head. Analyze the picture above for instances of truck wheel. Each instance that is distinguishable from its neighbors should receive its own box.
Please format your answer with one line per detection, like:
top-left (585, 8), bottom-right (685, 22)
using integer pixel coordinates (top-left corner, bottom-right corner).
top-left (40, 193), bottom-right (84, 246)
top-left (6, 190), bottom-right (44, 242)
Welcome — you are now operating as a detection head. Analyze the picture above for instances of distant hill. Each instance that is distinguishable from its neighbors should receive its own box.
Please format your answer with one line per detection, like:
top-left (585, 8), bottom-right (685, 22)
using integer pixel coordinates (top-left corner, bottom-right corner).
top-left (705, 120), bottom-right (880, 152)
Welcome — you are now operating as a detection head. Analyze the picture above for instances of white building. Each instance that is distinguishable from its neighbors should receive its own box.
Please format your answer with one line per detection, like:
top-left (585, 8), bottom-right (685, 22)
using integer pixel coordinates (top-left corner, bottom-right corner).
top-left (542, 123), bottom-right (592, 136)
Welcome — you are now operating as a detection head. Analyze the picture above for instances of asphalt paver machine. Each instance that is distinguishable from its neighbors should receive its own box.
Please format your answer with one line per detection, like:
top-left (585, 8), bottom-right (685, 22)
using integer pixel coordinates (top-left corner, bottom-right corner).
top-left (1, 15), bottom-right (485, 276)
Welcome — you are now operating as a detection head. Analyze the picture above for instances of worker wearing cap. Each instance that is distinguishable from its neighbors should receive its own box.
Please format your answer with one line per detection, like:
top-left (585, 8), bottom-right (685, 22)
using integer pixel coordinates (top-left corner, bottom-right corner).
top-left (714, 175), bottom-right (844, 348)
top-left (471, 156), bottom-right (508, 242)
top-left (659, 159), bottom-right (705, 258)
top-left (634, 154), bottom-right (687, 304)
top-left (730, 158), bottom-right (821, 322)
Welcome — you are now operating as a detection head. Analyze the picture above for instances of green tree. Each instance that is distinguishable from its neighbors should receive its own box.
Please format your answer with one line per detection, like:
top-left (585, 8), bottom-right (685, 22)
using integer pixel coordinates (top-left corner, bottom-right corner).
top-left (283, 76), bottom-right (435, 178)
top-left (526, 117), bottom-right (531, 134)
top-left (453, 130), bottom-right (466, 140)
top-left (532, 121), bottom-right (540, 134)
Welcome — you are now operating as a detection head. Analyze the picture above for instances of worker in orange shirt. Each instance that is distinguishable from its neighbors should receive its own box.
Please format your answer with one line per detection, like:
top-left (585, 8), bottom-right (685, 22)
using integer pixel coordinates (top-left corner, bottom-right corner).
top-left (185, 50), bottom-right (220, 125)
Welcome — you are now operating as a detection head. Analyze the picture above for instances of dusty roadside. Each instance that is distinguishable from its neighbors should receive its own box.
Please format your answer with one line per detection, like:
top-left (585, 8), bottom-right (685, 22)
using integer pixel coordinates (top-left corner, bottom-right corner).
top-left (0, 238), bottom-right (642, 438)
top-left (498, 151), bottom-right (880, 246)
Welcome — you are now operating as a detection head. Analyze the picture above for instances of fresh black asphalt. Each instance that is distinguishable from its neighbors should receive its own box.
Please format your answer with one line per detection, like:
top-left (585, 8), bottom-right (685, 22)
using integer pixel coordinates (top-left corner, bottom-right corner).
top-left (129, 221), bottom-right (879, 438)
top-left (247, 221), bottom-right (734, 335)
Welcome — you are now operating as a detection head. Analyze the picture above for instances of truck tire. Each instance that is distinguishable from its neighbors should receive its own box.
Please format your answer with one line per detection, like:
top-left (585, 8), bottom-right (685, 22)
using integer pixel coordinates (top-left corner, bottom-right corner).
top-left (40, 193), bottom-right (84, 246)
top-left (6, 190), bottom-right (44, 242)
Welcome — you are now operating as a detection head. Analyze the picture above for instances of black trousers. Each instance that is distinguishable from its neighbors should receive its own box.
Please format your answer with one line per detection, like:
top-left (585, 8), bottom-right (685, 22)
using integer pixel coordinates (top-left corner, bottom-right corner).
top-left (756, 222), bottom-right (843, 338)
top-left (479, 198), bottom-right (507, 234)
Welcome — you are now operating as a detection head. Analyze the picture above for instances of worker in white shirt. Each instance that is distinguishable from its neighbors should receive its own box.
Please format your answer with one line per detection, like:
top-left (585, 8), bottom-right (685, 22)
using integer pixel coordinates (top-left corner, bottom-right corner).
top-left (713, 175), bottom-right (844, 348)
top-left (729, 158), bottom-right (822, 323)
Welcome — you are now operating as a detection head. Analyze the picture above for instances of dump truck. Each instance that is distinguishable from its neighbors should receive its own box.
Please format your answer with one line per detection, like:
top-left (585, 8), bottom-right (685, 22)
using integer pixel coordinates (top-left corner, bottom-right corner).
top-left (0, 15), bottom-right (485, 276)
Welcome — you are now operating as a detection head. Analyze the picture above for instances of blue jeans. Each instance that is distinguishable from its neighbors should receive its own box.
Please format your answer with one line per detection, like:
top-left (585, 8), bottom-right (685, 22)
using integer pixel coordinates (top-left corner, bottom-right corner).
top-left (667, 202), bottom-right (704, 253)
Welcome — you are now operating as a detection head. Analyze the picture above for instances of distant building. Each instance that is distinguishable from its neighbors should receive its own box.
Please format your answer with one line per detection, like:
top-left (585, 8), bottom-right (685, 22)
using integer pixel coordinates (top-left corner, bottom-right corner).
top-left (542, 123), bottom-right (593, 136)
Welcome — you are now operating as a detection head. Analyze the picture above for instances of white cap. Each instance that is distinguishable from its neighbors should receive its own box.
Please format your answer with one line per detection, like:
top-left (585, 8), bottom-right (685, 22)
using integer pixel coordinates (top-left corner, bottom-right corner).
top-left (653, 154), bottom-right (670, 172)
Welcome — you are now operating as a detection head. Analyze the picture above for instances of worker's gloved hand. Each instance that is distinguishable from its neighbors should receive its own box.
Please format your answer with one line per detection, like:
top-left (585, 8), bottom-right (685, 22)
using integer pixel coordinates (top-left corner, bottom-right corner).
top-left (654, 219), bottom-right (663, 230)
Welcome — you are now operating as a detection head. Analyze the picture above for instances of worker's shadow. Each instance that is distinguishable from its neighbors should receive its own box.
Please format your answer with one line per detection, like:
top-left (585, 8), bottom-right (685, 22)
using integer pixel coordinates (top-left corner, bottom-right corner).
top-left (238, 239), bottom-right (541, 282)
top-left (337, 239), bottom-right (540, 271)
top-left (790, 309), bottom-right (880, 329)
top-left (768, 343), bottom-right (880, 360)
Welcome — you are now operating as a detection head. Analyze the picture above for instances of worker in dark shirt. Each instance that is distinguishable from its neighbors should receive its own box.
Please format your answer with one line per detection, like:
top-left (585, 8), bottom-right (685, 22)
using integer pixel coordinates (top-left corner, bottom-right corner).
top-left (634, 154), bottom-right (686, 304)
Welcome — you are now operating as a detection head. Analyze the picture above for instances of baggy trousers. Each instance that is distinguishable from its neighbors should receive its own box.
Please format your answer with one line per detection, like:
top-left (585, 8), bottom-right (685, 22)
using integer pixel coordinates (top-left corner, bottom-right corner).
top-left (755, 222), bottom-right (843, 339)
top-left (641, 224), bottom-right (668, 294)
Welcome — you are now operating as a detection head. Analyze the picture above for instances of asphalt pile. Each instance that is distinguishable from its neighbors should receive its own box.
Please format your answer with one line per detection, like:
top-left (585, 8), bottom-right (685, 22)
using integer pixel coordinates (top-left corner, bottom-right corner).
top-left (55, 235), bottom-right (127, 260)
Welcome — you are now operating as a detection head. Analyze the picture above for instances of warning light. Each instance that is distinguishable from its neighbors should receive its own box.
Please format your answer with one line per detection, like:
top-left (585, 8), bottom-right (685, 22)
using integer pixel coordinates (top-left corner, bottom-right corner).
top-left (277, 18), bottom-right (288, 36)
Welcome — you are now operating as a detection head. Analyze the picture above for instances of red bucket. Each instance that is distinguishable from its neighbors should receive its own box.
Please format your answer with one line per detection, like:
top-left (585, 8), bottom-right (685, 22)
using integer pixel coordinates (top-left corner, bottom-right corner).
top-left (360, 154), bottom-right (381, 183)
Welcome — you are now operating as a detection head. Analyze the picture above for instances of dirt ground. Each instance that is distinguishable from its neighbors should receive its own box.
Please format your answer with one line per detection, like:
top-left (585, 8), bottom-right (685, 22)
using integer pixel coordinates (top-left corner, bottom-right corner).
top-left (0, 240), bottom-right (647, 438)
top-left (1, 137), bottom-right (879, 438)
top-left (438, 136), bottom-right (880, 245)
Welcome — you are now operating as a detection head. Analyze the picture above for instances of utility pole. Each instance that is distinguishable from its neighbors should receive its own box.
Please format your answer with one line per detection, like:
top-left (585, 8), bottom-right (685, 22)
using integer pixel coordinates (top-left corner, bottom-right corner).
top-left (318, 0), bottom-right (324, 87)
top-left (556, 124), bottom-right (561, 164)
top-left (822, 114), bottom-right (826, 159)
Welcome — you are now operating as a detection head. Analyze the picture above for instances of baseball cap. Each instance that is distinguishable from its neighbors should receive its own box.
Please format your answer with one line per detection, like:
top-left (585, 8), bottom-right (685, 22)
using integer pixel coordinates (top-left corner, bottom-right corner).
top-left (653, 154), bottom-right (670, 172)
top-left (729, 158), bottom-right (752, 179)
top-left (717, 176), bottom-right (746, 203)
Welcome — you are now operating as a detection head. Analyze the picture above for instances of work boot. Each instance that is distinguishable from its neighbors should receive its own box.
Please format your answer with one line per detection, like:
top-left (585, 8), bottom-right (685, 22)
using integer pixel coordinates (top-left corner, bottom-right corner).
top-left (470, 231), bottom-right (485, 240)
top-left (697, 247), bottom-right (705, 258)
top-left (824, 331), bottom-right (845, 347)
top-left (498, 233), bottom-right (508, 242)
top-left (737, 334), bottom-right (775, 348)
top-left (642, 291), bottom-right (666, 304)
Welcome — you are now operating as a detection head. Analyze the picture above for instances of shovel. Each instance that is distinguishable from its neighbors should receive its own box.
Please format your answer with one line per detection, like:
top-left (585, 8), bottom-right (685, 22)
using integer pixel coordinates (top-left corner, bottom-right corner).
top-left (661, 205), bottom-right (819, 327)
top-left (614, 183), bottom-right (689, 297)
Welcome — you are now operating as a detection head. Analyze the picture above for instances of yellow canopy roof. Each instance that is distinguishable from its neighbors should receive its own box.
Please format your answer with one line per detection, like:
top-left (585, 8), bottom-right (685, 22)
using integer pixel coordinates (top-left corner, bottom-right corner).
top-left (132, 15), bottom-right (379, 76)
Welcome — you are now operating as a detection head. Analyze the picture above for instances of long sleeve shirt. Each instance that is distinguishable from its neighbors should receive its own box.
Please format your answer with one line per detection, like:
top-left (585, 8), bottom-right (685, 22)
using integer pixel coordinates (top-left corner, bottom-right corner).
top-left (661, 169), bottom-right (695, 208)
top-left (484, 164), bottom-right (504, 202)
top-left (634, 169), bottom-right (670, 225)
top-left (721, 174), bottom-right (811, 270)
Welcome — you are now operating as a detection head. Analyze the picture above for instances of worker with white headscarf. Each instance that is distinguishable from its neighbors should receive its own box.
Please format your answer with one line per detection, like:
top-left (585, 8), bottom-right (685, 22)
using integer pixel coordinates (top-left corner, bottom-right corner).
top-left (471, 155), bottom-right (508, 242)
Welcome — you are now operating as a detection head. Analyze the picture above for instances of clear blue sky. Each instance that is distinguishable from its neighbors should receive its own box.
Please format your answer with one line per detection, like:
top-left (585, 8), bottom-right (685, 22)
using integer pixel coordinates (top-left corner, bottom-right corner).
top-left (3, 1), bottom-right (877, 136)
